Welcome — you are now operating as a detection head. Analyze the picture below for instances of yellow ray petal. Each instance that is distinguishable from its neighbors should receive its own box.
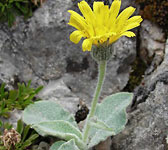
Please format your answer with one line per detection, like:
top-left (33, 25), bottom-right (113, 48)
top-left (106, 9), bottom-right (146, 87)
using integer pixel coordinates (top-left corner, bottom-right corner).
top-left (70, 30), bottom-right (85, 44)
top-left (121, 31), bottom-right (135, 37)
top-left (94, 26), bottom-right (106, 37)
top-left (121, 22), bottom-right (140, 33)
top-left (116, 6), bottom-right (136, 32)
top-left (93, 1), bottom-right (104, 15)
top-left (68, 10), bottom-right (87, 31)
top-left (82, 39), bottom-right (93, 51)
top-left (93, 2), bottom-right (109, 27)
top-left (93, 1), bottom-right (104, 26)
top-left (78, 1), bottom-right (95, 26)
top-left (109, 31), bottom-right (135, 44)
top-left (109, 35), bottom-right (119, 44)
top-left (116, 6), bottom-right (136, 22)
top-left (85, 25), bottom-right (93, 37)
top-left (109, 0), bottom-right (121, 18)
top-left (127, 16), bottom-right (143, 24)
top-left (108, 0), bottom-right (121, 30)
top-left (120, 16), bottom-right (143, 32)
top-left (102, 5), bottom-right (110, 26)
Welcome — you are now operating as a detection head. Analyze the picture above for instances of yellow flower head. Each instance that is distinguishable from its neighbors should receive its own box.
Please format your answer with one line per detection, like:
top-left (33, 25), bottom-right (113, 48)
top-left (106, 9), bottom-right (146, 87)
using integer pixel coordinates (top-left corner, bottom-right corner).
top-left (68, 0), bottom-right (143, 51)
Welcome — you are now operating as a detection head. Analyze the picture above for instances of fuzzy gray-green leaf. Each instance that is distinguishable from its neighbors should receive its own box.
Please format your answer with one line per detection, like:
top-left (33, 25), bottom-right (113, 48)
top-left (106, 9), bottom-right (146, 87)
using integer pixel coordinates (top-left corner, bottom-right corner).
top-left (23, 101), bottom-right (77, 127)
top-left (32, 120), bottom-right (85, 149)
top-left (58, 139), bottom-right (79, 150)
top-left (50, 140), bottom-right (79, 150)
top-left (89, 117), bottom-right (115, 133)
top-left (50, 141), bottom-right (65, 150)
top-left (88, 92), bottom-right (133, 148)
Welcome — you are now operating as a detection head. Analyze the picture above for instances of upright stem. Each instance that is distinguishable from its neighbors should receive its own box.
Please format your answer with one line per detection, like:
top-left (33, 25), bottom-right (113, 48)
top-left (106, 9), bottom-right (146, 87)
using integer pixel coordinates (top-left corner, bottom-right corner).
top-left (83, 60), bottom-right (107, 143)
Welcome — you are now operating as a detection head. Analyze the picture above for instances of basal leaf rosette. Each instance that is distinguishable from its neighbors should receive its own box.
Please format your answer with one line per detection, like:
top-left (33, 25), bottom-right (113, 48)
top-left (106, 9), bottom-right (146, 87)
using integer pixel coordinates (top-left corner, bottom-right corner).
top-left (68, 0), bottom-right (143, 51)
top-left (22, 101), bottom-right (85, 149)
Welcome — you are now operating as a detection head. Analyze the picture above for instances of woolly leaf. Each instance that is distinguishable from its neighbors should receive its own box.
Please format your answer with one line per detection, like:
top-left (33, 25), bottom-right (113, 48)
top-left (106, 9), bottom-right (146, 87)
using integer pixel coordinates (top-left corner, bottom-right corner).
top-left (88, 92), bottom-right (133, 148)
top-left (58, 139), bottom-right (79, 150)
top-left (32, 120), bottom-right (84, 149)
top-left (89, 117), bottom-right (115, 133)
top-left (23, 101), bottom-right (77, 127)
top-left (50, 141), bottom-right (65, 150)
top-left (50, 140), bottom-right (79, 150)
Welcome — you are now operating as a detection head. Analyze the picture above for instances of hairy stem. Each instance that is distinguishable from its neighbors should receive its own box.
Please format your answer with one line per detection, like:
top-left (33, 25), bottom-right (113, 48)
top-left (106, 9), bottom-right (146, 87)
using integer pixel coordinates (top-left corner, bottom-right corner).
top-left (83, 60), bottom-right (107, 144)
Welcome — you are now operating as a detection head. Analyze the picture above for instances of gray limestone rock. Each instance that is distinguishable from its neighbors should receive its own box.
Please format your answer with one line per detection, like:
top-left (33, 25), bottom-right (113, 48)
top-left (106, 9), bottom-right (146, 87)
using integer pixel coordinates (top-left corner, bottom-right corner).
top-left (111, 40), bottom-right (168, 150)
top-left (32, 141), bottom-right (50, 150)
top-left (38, 79), bottom-right (79, 114)
top-left (0, 109), bottom-right (22, 129)
top-left (139, 20), bottom-right (166, 74)
top-left (112, 83), bottom-right (168, 150)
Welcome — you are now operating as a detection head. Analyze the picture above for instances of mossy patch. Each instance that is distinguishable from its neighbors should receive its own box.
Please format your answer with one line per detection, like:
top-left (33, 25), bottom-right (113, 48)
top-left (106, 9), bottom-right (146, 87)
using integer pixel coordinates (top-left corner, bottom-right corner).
top-left (123, 57), bottom-right (147, 92)
top-left (136, 0), bottom-right (168, 35)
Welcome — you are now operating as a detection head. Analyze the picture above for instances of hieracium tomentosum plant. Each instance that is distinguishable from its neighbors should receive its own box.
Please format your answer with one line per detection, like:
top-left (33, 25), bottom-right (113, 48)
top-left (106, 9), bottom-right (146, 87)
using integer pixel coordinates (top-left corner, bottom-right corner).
top-left (22, 0), bottom-right (143, 149)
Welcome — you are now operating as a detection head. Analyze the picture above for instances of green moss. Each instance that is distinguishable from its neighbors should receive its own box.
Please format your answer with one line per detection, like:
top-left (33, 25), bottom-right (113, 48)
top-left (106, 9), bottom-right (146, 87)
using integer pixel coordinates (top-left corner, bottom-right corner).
top-left (136, 0), bottom-right (168, 35)
top-left (0, 0), bottom-right (45, 27)
top-left (124, 57), bottom-right (147, 92)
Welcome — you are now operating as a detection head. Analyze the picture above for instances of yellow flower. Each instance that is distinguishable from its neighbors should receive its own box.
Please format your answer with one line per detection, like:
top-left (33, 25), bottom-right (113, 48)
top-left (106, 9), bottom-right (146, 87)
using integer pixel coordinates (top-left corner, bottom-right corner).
top-left (68, 0), bottom-right (143, 51)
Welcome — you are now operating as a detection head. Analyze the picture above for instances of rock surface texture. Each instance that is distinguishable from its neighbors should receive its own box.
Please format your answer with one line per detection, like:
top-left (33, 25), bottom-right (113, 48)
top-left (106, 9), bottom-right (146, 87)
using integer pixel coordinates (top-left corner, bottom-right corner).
top-left (111, 31), bottom-right (167, 150)
top-left (139, 20), bottom-right (166, 74)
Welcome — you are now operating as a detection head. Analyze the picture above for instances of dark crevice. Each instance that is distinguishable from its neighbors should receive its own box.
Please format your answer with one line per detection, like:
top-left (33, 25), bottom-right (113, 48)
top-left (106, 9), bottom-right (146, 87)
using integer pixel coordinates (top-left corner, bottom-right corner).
top-left (91, 63), bottom-right (98, 79)
top-left (67, 85), bottom-right (72, 91)
top-left (66, 57), bottom-right (89, 73)
top-left (13, 75), bottom-right (22, 89)
top-left (131, 71), bottom-right (168, 110)
top-left (123, 29), bottom-right (148, 92)
top-left (131, 85), bottom-right (150, 110)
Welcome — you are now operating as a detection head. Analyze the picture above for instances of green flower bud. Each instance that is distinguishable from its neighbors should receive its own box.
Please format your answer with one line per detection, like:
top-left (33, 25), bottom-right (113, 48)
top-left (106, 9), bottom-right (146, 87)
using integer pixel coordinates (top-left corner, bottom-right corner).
top-left (91, 44), bottom-right (114, 62)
